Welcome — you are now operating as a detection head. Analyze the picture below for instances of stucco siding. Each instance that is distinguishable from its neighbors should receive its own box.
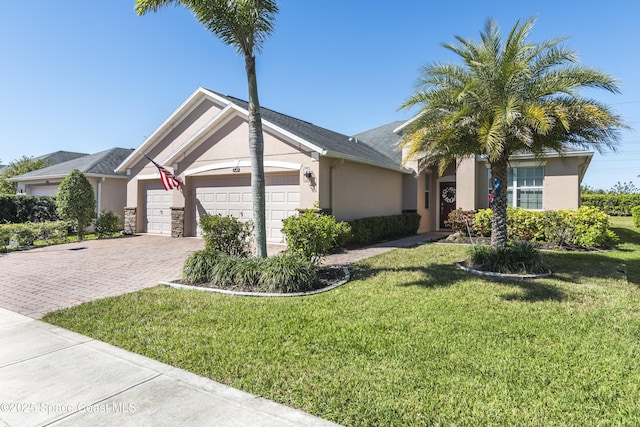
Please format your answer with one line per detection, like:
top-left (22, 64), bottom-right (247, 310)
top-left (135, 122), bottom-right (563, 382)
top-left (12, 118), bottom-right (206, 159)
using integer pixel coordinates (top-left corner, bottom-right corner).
top-left (329, 159), bottom-right (403, 221)
top-left (543, 157), bottom-right (581, 210)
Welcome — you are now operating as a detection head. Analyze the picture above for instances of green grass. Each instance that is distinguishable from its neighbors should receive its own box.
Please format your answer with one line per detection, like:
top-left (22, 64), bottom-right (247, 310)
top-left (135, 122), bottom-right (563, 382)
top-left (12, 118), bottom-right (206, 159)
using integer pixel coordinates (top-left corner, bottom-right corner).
top-left (44, 218), bottom-right (640, 426)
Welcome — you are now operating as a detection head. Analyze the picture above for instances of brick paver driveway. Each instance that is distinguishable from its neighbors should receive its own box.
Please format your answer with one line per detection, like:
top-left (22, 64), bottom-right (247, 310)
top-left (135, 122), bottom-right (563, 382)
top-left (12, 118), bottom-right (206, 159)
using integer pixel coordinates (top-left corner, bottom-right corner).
top-left (0, 235), bottom-right (205, 319)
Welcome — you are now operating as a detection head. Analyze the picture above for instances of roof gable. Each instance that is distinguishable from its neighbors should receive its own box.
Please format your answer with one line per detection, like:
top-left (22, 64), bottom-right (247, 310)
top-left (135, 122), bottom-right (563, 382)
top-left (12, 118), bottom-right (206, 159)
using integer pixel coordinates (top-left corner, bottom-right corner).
top-left (117, 87), bottom-right (409, 174)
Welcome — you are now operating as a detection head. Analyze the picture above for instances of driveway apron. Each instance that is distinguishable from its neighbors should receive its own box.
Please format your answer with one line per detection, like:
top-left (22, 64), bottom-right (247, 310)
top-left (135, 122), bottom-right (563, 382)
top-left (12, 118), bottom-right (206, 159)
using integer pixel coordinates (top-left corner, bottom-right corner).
top-left (0, 235), bottom-right (205, 319)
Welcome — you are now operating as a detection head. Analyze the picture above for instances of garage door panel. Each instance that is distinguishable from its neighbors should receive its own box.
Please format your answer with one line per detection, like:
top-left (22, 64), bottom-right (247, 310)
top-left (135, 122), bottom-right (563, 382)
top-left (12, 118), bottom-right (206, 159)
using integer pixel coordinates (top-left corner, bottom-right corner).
top-left (193, 173), bottom-right (299, 243)
top-left (145, 188), bottom-right (171, 235)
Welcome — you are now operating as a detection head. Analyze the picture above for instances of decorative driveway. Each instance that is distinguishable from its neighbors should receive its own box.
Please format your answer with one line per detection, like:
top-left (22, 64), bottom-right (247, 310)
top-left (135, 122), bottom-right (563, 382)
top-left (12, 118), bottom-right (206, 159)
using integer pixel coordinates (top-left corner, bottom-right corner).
top-left (0, 235), bottom-right (205, 319)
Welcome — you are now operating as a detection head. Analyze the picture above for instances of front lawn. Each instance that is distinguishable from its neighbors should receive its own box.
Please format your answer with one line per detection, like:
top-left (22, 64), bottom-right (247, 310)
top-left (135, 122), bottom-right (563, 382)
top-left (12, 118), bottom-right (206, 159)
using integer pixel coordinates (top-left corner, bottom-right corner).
top-left (44, 218), bottom-right (640, 426)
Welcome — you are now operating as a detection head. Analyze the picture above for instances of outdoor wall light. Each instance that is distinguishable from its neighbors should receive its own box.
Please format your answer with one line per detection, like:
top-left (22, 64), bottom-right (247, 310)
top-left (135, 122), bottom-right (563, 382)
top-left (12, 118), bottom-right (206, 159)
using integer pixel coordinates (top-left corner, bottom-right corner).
top-left (303, 168), bottom-right (313, 182)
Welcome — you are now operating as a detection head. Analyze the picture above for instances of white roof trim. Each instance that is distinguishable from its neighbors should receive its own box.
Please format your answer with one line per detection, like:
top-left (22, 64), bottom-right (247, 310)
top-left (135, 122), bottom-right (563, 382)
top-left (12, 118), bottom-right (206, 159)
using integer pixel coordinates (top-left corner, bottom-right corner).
top-left (9, 173), bottom-right (126, 182)
top-left (135, 173), bottom-right (162, 181)
top-left (323, 150), bottom-right (413, 174)
top-left (184, 160), bottom-right (302, 177)
top-left (115, 87), bottom-right (232, 172)
top-left (162, 104), bottom-right (237, 165)
top-left (393, 116), bottom-right (418, 134)
top-left (476, 150), bottom-right (594, 162)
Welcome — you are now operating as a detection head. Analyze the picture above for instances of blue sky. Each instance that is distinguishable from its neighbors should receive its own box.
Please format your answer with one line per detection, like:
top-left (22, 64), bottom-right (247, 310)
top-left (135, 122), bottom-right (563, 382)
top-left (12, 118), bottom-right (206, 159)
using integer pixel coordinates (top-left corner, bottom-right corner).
top-left (1, 1), bottom-right (638, 190)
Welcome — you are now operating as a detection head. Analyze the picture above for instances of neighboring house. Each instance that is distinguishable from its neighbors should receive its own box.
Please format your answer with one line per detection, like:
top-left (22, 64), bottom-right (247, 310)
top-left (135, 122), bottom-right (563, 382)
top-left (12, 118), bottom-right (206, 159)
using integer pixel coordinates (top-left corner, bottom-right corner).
top-left (0, 151), bottom-right (87, 178)
top-left (10, 148), bottom-right (134, 220)
top-left (116, 87), bottom-right (593, 239)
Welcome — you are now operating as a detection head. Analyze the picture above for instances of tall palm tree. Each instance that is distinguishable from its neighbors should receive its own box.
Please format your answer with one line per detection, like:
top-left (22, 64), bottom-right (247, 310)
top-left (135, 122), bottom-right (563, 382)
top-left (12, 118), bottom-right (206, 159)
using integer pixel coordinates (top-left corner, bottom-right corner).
top-left (400, 17), bottom-right (624, 249)
top-left (135, 0), bottom-right (278, 258)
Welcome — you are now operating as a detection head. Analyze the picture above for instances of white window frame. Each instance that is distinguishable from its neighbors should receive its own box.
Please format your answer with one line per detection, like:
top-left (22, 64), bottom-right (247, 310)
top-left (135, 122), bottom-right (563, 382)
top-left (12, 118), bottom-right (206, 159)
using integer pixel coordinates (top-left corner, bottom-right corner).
top-left (507, 166), bottom-right (544, 210)
top-left (424, 173), bottom-right (431, 209)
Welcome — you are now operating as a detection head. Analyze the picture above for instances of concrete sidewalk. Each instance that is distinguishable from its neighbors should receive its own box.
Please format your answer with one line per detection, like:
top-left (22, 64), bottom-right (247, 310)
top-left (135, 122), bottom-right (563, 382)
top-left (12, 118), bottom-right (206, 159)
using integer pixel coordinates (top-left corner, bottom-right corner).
top-left (0, 308), bottom-right (340, 427)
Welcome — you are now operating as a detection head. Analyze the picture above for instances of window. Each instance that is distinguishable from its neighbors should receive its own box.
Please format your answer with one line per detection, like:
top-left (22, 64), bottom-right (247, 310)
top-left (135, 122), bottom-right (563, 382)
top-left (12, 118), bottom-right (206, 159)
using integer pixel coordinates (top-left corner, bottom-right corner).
top-left (424, 173), bottom-right (430, 209)
top-left (508, 167), bottom-right (544, 209)
top-left (488, 166), bottom-right (544, 209)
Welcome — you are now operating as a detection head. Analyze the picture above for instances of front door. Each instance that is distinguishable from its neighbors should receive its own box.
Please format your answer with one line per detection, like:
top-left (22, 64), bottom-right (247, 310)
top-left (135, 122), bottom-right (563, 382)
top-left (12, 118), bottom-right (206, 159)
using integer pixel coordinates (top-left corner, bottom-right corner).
top-left (439, 182), bottom-right (456, 229)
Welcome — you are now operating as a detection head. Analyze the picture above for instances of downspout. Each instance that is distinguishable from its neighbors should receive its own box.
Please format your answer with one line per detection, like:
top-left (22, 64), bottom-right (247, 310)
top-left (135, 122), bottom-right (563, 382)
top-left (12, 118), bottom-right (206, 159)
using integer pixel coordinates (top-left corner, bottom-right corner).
top-left (96, 177), bottom-right (104, 218)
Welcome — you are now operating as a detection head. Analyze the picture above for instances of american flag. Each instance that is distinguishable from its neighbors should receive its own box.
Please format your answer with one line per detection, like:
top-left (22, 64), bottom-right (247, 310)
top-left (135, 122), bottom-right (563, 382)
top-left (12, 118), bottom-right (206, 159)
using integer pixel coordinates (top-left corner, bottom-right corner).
top-left (145, 155), bottom-right (181, 191)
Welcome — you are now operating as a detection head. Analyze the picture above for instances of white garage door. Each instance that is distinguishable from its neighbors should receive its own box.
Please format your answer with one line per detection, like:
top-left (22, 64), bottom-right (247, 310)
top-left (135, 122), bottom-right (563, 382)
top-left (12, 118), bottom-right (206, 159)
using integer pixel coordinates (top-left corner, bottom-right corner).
top-left (145, 188), bottom-right (172, 235)
top-left (193, 173), bottom-right (300, 243)
top-left (29, 185), bottom-right (59, 196)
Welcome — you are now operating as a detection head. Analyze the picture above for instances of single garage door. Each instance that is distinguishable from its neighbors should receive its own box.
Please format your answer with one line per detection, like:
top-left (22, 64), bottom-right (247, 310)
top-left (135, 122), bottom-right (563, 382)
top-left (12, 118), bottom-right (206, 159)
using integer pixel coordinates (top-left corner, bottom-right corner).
top-left (193, 173), bottom-right (300, 243)
top-left (29, 185), bottom-right (59, 196)
top-left (145, 187), bottom-right (172, 235)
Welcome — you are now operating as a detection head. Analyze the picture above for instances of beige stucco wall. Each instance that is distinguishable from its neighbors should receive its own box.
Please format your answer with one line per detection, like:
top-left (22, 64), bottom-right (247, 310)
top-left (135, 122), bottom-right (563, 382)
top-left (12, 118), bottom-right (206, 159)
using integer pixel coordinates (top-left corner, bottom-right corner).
top-left (455, 156), bottom-right (476, 211)
top-left (97, 177), bottom-right (128, 223)
top-left (543, 157), bottom-right (585, 210)
top-left (323, 158), bottom-right (404, 221)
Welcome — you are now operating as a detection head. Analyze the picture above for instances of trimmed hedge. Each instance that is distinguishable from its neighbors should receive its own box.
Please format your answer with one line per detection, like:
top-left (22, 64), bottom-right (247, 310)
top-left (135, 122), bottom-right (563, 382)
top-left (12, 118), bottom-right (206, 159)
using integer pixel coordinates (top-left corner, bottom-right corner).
top-left (471, 206), bottom-right (617, 249)
top-left (348, 213), bottom-right (421, 245)
top-left (632, 206), bottom-right (640, 228)
top-left (282, 211), bottom-right (351, 264)
top-left (0, 221), bottom-right (69, 248)
top-left (199, 213), bottom-right (253, 257)
top-left (0, 195), bottom-right (58, 223)
top-left (581, 193), bottom-right (640, 216)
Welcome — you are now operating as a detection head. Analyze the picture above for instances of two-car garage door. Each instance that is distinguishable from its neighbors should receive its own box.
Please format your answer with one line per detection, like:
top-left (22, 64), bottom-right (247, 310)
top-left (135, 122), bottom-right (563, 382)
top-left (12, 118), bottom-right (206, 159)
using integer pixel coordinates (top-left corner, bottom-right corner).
top-left (193, 173), bottom-right (300, 243)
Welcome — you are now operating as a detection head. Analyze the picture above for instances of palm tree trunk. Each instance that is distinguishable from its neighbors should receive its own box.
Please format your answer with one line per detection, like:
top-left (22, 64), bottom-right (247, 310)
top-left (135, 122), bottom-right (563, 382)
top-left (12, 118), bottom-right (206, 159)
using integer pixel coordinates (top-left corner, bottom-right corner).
top-left (490, 157), bottom-right (508, 249)
top-left (245, 54), bottom-right (267, 258)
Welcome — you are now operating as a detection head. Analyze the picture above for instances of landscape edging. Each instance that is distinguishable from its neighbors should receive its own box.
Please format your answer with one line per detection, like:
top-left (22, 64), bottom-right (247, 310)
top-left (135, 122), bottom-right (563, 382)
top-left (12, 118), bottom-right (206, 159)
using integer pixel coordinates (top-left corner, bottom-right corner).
top-left (160, 266), bottom-right (351, 297)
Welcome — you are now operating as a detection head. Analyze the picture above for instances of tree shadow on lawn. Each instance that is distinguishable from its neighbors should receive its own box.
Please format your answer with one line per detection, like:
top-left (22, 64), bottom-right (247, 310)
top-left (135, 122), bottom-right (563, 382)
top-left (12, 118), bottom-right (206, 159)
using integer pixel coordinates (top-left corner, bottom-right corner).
top-left (542, 249), bottom-right (638, 287)
top-left (350, 262), bottom-right (467, 289)
top-left (350, 261), bottom-right (567, 302)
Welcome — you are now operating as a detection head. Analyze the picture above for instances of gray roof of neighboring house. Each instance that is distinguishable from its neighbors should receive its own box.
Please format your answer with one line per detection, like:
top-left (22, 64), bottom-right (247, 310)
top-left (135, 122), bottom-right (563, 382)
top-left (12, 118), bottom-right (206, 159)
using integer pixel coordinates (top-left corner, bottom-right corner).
top-left (10, 148), bottom-right (134, 181)
top-left (35, 150), bottom-right (88, 166)
top-left (353, 121), bottom-right (406, 166)
top-left (212, 92), bottom-right (405, 171)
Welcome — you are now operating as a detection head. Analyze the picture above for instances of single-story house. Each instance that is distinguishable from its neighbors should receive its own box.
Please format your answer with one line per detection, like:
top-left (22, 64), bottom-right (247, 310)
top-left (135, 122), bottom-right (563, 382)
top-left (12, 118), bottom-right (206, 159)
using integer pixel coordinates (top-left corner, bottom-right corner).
top-left (116, 87), bottom-right (593, 239)
top-left (10, 148), bottom-right (134, 220)
top-left (0, 150), bottom-right (88, 176)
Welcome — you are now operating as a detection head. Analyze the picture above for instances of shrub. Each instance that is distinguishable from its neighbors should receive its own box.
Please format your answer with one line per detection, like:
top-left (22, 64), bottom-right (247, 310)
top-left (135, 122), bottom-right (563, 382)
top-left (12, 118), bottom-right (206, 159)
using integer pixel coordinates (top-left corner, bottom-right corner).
top-left (507, 207), bottom-right (544, 241)
top-left (472, 207), bottom-right (617, 249)
top-left (95, 211), bottom-right (122, 238)
top-left (467, 241), bottom-right (546, 274)
top-left (568, 206), bottom-right (618, 248)
top-left (349, 213), bottom-right (421, 245)
top-left (56, 169), bottom-right (96, 241)
top-left (199, 214), bottom-right (253, 257)
top-left (282, 211), bottom-right (351, 263)
top-left (182, 250), bottom-right (223, 285)
top-left (0, 195), bottom-right (58, 223)
top-left (259, 252), bottom-right (317, 293)
top-left (473, 209), bottom-right (493, 237)
top-left (633, 206), bottom-right (640, 228)
top-left (581, 193), bottom-right (640, 216)
top-left (0, 221), bottom-right (69, 248)
top-left (445, 209), bottom-right (476, 234)
top-left (181, 250), bottom-right (317, 293)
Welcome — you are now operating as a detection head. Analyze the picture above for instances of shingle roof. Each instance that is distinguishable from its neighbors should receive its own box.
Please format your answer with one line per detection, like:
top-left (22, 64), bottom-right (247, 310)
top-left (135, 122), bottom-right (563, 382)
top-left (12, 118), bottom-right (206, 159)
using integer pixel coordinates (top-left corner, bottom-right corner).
top-left (353, 121), bottom-right (405, 166)
top-left (211, 92), bottom-right (405, 171)
top-left (35, 151), bottom-right (88, 166)
top-left (10, 148), bottom-right (134, 180)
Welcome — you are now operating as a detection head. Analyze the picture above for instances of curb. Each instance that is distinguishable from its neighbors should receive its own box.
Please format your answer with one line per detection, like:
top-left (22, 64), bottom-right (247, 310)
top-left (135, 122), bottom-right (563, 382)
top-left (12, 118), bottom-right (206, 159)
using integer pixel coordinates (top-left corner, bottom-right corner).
top-left (160, 266), bottom-right (351, 298)
top-left (455, 262), bottom-right (552, 280)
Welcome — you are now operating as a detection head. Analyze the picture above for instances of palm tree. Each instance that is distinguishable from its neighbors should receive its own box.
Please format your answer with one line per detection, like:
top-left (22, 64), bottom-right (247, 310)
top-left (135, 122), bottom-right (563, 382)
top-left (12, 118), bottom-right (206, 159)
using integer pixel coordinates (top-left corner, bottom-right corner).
top-left (400, 17), bottom-right (624, 249)
top-left (135, 0), bottom-right (278, 258)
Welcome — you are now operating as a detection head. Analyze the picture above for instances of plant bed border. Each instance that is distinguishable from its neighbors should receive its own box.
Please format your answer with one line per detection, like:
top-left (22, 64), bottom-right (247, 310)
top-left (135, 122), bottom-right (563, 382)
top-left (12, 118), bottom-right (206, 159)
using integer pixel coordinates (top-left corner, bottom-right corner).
top-left (160, 266), bottom-right (351, 297)
top-left (455, 261), bottom-right (552, 280)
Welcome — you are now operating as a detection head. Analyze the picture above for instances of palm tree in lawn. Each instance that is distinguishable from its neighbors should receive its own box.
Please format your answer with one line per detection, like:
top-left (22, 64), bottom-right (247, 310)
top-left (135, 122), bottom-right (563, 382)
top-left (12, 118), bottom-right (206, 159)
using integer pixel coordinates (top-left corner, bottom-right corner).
top-left (400, 17), bottom-right (624, 249)
top-left (135, 0), bottom-right (278, 258)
